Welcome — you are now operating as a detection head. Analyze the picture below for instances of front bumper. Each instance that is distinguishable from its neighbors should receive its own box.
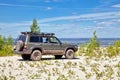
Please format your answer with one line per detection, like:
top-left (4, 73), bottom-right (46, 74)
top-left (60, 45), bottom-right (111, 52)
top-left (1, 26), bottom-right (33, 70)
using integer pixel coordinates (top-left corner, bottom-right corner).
top-left (74, 45), bottom-right (78, 52)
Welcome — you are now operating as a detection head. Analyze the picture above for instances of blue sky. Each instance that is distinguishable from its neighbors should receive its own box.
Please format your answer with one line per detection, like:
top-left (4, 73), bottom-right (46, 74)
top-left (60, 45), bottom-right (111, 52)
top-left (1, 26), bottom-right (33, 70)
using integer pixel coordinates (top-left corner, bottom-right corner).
top-left (0, 0), bottom-right (120, 38)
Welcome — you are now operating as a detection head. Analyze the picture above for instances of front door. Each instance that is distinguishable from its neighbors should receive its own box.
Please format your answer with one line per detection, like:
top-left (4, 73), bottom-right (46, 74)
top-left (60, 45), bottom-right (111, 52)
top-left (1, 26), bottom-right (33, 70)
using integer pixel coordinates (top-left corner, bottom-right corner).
top-left (43, 37), bottom-right (64, 55)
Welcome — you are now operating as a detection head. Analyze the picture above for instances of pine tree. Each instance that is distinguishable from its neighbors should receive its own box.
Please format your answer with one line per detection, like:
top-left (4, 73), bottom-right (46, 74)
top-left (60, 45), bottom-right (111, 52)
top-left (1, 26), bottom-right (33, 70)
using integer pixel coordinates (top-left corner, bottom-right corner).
top-left (30, 19), bottom-right (40, 33)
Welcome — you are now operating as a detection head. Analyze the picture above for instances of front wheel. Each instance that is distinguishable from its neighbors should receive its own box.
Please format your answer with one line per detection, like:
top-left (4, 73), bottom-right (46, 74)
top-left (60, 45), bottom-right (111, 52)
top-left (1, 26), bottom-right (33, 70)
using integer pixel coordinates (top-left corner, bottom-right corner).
top-left (65, 49), bottom-right (74, 59)
top-left (31, 50), bottom-right (42, 61)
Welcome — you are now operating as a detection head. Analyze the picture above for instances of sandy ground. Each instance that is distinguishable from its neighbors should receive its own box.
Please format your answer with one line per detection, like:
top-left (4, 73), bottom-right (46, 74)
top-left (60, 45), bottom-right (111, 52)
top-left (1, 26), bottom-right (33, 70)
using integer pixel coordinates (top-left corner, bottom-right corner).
top-left (0, 55), bottom-right (120, 80)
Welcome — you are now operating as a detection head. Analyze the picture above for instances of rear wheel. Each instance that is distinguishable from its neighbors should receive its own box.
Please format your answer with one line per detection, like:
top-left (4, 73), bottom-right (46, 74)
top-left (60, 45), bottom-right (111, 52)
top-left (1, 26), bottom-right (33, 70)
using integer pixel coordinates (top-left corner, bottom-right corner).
top-left (21, 54), bottom-right (31, 60)
top-left (31, 50), bottom-right (42, 61)
top-left (54, 55), bottom-right (63, 59)
top-left (65, 49), bottom-right (74, 59)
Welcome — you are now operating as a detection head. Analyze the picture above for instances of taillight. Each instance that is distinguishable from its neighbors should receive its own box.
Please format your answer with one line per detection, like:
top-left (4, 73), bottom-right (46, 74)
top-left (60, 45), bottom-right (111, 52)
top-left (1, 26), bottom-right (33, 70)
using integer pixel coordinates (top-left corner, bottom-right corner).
top-left (24, 44), bottom-right (27, 49)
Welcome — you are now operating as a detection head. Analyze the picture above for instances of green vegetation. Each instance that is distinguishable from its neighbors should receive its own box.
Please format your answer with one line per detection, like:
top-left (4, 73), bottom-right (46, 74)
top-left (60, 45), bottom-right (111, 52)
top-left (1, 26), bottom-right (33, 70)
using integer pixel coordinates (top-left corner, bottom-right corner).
top-left (0, 35), bottom-right (14, 56)
top-left (107, 40), bottom-right (120, 58)
top-left (30, 19), bottom-right (41, 34)
top-left (77, 31), bottom-right (100, 58)
top-left (86, 31), bottom-right (100, 57)
top-left (77, 31), bottom-right (120, 58)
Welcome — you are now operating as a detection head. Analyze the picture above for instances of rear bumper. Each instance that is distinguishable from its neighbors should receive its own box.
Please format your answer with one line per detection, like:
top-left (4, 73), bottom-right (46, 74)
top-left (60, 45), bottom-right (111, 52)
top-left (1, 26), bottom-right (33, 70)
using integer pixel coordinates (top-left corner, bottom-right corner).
top-left (13, 50), bottom-right (32, 54)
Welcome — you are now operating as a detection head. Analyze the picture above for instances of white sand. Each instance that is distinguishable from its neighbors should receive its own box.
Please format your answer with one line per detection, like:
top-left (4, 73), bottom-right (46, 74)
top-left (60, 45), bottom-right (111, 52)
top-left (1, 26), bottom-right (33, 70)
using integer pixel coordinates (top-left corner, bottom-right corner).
top-left (0, 55), bottom-right (120, 80)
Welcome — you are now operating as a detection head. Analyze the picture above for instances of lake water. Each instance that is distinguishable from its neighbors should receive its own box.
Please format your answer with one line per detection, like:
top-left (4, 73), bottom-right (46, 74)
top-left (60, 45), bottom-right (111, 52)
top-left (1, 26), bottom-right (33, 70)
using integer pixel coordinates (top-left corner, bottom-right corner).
top-left (60, 38), bottom-right (120, 47)
top-left (14, 38), bottom-right (120, 47)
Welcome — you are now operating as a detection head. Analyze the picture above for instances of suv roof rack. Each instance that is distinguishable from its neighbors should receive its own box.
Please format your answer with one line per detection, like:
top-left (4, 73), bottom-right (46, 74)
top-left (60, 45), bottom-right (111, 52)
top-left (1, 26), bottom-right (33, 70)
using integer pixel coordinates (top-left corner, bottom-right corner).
top-left (21, 32), bottom-right (55, 36)
top-left (41, 32), bottom-right (55, 36)
top-left (21, 32), bottom-right (31, 35)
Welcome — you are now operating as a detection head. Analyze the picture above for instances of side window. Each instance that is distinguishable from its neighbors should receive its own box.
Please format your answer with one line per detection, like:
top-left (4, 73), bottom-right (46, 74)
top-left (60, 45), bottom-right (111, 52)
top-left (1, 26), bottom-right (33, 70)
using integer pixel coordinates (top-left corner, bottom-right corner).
top-left (50, 37), bottom-right (59, 43)
top-left (43, 37), bottom-right (49, 43)
top-left (18, 35), bottom-right (26, 42)
top-left (30, 36), bottom-right (40, 42)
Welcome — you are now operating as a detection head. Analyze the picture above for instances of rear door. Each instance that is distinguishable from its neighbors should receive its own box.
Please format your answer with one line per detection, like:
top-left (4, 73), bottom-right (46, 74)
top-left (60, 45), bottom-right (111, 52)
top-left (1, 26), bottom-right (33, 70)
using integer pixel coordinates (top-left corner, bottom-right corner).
top-left (27, 35), bottom-right (42, 49)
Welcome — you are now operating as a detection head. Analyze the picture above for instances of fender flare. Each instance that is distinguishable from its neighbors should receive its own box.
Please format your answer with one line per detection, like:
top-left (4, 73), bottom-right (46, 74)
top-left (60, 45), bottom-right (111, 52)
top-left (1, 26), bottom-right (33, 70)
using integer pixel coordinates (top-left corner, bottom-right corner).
top-left (30, 46), bottom-right (43, 53)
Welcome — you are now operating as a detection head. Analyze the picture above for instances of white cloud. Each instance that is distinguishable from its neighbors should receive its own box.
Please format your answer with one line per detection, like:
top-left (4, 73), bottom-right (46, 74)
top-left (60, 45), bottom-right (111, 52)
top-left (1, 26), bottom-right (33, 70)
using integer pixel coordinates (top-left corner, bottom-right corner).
top-left (38, 12), bottom-right (120, 23)
top-left (94, 18), bottom-right (120, 30)
top-left (0, 3), bottom-right (44, 8)
top-left (0, 11), bottom-right (120, 38)
top-left (97, 0), bottom-right (119, 8)
top-left (0, 3), bottom-right (24, 7)
top-left (0, 22), bottom-right (30, 27)
top-left (46, 7), bottom-right (52, 10)
top-left (112, 4), bottom-right (120, 8)
top-left (97, 21), bottom-right (113, 27)
top-left (44, 0), bottom-right (60, 3)
top-left (1, 11), bottom-right (120, 27)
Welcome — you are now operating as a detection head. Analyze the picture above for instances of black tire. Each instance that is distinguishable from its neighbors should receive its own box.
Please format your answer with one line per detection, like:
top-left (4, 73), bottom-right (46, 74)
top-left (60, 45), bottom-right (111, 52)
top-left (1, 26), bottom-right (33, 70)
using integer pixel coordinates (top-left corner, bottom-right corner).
top-left (31, 50), bottom-right (42, 61)
top-left (54, 55), bottom-right (63, 59)
top-left (16, 40), bottom-right (23, 51)
top-left (65, 49), bottom-right (74, 59)
top-left (21, 54), bottom-right (31, 60)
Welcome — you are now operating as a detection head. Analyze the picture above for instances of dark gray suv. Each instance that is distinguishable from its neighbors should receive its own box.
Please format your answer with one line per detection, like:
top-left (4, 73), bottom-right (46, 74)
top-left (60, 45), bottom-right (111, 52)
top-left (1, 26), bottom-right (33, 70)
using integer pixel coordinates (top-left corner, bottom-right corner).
top-left (13, 32), bottom-right (78, 61)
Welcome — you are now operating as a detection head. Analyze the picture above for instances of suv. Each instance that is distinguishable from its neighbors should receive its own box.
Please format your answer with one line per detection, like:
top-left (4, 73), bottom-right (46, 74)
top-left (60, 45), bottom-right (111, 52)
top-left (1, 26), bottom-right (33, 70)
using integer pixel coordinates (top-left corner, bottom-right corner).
top-left (13, 32), bottom-right (78, 61)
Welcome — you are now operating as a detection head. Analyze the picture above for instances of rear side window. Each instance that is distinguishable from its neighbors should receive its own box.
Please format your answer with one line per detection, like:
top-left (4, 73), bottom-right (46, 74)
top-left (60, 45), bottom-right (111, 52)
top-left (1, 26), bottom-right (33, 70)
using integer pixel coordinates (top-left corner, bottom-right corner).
top-left (30, 36), bottom-right (39, 42)
top-left (18, 35), bottom-right (26, 42)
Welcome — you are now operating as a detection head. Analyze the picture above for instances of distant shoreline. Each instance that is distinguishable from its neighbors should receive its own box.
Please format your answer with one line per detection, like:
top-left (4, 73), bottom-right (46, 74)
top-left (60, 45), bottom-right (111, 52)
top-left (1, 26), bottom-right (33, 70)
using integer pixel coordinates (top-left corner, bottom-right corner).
top-left (60, 38), bottom-right (120, 47)
top-left (13, 38), bottom-right (120, 47)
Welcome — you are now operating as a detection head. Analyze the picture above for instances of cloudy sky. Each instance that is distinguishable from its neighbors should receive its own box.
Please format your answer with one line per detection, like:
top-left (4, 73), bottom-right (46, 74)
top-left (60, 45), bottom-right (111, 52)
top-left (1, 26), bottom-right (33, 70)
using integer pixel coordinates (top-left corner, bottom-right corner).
top-left (0, 0), bottom-right (120, 38)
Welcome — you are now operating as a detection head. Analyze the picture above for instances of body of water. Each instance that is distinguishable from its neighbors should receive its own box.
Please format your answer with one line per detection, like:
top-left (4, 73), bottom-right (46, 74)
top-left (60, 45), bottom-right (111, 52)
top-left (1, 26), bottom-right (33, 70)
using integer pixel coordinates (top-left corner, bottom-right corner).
top-left (60, 38), bottom-right (120, 47)
top-left (14, 38), bottom-right (120, 47)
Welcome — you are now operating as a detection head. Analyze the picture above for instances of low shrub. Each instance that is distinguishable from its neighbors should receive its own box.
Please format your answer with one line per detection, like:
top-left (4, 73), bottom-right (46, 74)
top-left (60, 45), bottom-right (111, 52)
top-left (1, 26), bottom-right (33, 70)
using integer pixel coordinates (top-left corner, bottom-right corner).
top-left (77, 31), bottom-right (100, 58)
top-left (107, 40), bottom-right (120, 58)
top-left (0, 35), bottom-right (14, 56)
